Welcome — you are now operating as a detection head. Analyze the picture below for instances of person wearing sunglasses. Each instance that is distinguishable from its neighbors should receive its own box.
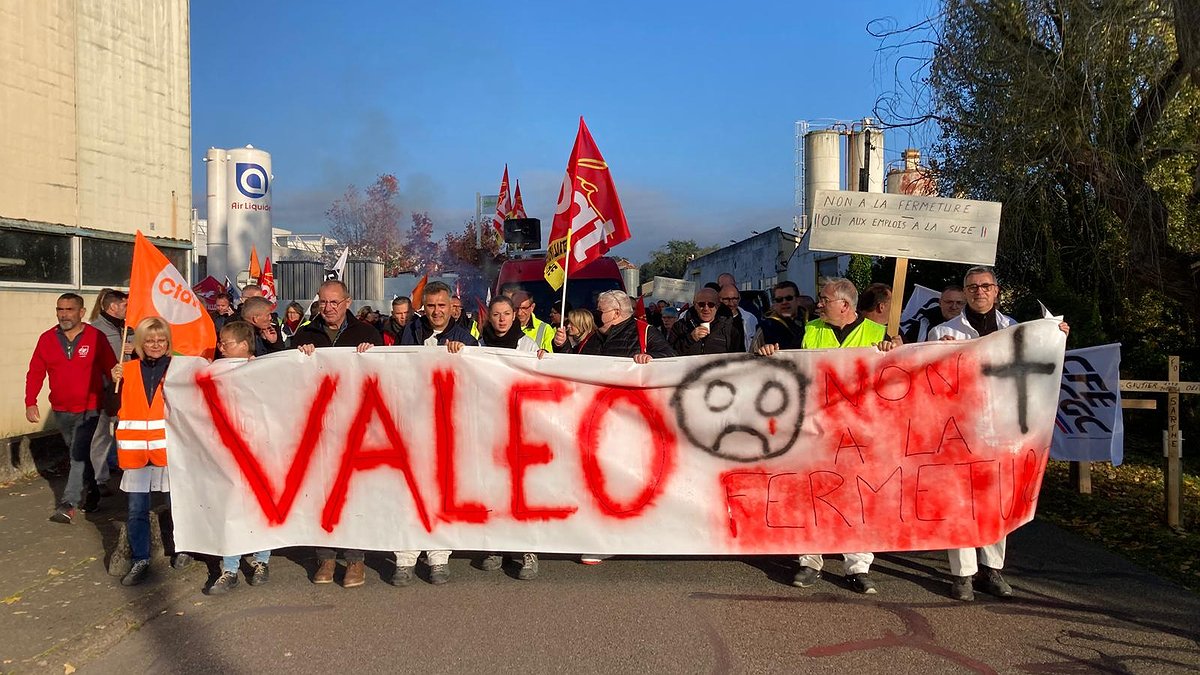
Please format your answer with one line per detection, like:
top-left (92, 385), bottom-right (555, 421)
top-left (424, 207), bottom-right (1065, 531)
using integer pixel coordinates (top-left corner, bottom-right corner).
top-left (928, 266), bottom-right (1069, 602)
top-left (668, 288), bottom-right (742, 356)
top-left (751, 281), bottom-right (806, 354)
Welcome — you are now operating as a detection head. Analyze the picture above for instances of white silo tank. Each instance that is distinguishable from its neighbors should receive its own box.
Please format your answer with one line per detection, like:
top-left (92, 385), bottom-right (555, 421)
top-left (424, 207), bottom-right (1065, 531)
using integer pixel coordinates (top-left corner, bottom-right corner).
top-left (804, 129), bottom-right (841, 221)
top-left (886, 148), bottom-right (937, 196)
top-left (847, 121), bottom-right (885, 193)
top-left (225, 145), bottom-right (273, 285)
top-left (204, 147), bottom-right (228, 282)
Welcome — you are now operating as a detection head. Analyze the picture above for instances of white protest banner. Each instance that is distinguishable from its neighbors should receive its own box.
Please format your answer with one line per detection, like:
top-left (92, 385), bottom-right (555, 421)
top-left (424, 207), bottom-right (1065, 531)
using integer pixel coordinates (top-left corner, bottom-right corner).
top-left (809, 190), bottom-right (1003, 265)
top-left (164, 320), bottom-right (1066, 556)
top-left (1051, 344), bottom-right (1124, 465)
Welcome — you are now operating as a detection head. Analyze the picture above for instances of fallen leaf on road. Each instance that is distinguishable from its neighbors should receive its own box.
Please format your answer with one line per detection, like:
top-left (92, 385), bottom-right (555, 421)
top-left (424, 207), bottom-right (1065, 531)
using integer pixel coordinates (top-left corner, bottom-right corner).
top-left (64, 663), bottom-right (76, 674)
top-left (47, 568), bottom-right (63, 576)
top-left (3, 595), bottom-right (20, 605)
top-left (175, 611), bottom-right (184, 616)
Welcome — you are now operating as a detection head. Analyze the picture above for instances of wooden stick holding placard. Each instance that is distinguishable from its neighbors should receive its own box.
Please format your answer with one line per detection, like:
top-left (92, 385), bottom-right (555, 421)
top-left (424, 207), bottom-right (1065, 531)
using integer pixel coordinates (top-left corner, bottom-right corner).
top-left (887, 257), bottom-right (908, 339)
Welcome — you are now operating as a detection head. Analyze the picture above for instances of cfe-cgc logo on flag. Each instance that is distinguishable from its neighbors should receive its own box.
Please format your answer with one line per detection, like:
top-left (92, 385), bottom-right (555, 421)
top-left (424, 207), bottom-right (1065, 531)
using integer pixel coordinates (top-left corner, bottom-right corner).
top-left (152, 266), bottom-right (204, 324)
top-left (235, 163), bottom-right (269, 199)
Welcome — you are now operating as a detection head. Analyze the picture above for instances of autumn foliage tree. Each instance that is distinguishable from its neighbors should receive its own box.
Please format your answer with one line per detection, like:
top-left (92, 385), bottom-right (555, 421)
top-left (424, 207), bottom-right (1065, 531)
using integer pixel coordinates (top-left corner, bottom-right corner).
top-left (326, 174), bottom-right (407, 275)
top-left (398, 212), bottom-right (443, 274)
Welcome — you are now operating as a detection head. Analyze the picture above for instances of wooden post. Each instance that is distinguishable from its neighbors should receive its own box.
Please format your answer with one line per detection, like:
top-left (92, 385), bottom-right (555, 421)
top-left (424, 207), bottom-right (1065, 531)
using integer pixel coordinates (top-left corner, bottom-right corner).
top-left (1069, 461), bottom-right (1092, 494)
top-left (1166, 356), bottom-right (1182, 529)
top-left (887, 257), bottom-right (909, 339)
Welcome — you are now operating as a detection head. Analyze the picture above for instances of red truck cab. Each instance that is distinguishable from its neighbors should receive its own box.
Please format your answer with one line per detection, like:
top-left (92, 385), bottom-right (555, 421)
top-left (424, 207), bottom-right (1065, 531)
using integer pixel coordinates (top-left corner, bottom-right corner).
top-left (494, 253), bottom-right (625, 321)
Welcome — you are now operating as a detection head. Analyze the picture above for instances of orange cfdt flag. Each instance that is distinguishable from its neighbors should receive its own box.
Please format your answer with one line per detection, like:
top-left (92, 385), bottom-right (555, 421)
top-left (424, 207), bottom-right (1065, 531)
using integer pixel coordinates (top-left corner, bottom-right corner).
top-left (248, 246), bottom-right (262, 282)
top-left (411, 274), bottom-right (429, 309)
top-left (127, 231), bottom-right (216, 359)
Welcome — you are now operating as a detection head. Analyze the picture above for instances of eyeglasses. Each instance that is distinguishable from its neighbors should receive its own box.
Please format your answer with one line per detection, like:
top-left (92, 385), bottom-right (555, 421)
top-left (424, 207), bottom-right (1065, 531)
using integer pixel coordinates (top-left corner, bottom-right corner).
top-left (694, 301), bottom-right (718, 309)
top-left (817, 296), bottom-right (843, 305)
top-left (218, 340), bottom-right (244, 349)
top-left (518, 304), bottom-right (533, 311)
top-left (720, 297), bottom-right (739, 303)
top-left (965, 283), bottom-right (997, 293)
top-left (773, 294), bottom-right (795, 303)
top-left (143, 337), bottom-right (169, 345)
top-left (318, 299), bottom-right (347, 307)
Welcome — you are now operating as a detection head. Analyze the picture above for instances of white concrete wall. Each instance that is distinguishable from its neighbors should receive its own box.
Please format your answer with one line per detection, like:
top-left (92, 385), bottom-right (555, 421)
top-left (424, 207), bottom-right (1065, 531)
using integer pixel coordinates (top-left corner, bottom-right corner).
top-left (0, 0), bottom-right (191, 441)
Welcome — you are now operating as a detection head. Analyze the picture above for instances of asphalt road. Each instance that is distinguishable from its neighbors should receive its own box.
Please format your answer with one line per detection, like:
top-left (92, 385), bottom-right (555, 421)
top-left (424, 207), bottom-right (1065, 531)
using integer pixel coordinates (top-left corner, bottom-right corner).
top-left (2, 474), bottom-right (1198, 674)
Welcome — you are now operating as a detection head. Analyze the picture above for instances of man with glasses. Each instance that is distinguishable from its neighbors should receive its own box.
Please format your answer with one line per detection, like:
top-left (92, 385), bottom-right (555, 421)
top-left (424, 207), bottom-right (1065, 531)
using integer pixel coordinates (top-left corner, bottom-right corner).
top-left (752, 281), bottom-right (805, 354)
top-left (291, 279), bottom-right (384, 588)
top-left (928, 266), bottom-right (1069, 601)
top-left (581, 290), bottom-right (674, 362)
top-left (720, 284), bottom-right (757, 352)
top-left (669, 288), bottom-right (742, 355)
top-left (904, 285), bottom-right (967, 343)
top-left (781, 278), bottom-right (897, 593)
top-left (511, 291), bottom-right (554, 351)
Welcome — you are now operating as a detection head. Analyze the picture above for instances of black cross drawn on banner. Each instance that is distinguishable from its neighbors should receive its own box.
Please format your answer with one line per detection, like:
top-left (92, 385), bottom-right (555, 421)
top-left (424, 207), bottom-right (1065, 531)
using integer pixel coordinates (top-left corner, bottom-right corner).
top-left (982, 325), bottom-right (1058, 434)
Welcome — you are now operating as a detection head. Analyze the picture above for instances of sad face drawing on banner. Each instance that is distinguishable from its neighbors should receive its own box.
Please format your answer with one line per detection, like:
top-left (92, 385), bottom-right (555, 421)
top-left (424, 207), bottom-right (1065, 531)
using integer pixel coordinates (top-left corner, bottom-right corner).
top-left (671, 355), bottom-right (812, 462)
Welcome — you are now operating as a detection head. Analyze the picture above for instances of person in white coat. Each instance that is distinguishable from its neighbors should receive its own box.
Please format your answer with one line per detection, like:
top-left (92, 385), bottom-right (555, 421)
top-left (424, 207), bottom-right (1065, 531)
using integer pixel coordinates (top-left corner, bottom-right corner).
top-left (928, 266), bottom-right (1069, 601)
top-left (719, 284), bottom-right (758, 352)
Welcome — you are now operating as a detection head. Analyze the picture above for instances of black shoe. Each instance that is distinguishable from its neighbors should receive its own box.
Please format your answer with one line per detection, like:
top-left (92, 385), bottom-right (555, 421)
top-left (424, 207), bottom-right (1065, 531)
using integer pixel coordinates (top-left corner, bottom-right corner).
top-left (121, 559), bottom-right (151, 586)
top-left (847, 573), bottom-right (877, 594)
top-left (81, 489), bottom-right (101, 513)
top-left (792, 566), bottom-right (821, 588)
top-left (205, 571), bottom-right (239, 595)
top-left (950, 575), bottom-right (974, 601)
top-left (248, 561), bottom-right (269, 586)
top-left (390, 565), bottom-right (415, 587)
top-left (480, 554), bottom-right (503, 571)
top-left (171, 553), bottom-right (194, 570)
top-left (49, 503), bottom-right (76, 524)
top-left (976, 566), bottom-right (1013, 598)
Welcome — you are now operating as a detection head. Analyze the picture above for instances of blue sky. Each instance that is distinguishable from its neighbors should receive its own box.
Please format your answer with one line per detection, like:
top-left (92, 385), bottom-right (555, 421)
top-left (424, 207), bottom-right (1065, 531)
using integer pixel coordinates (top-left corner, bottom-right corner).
top-left (190, 1), bottom-right (936, 263)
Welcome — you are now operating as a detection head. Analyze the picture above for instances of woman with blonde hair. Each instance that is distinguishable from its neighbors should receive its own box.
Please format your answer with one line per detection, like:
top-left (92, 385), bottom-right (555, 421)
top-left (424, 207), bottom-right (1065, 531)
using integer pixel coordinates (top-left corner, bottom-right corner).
top-left (110, 317), bottom-right (181, 586)
top-left (551, 308), bottom-right (597, 354)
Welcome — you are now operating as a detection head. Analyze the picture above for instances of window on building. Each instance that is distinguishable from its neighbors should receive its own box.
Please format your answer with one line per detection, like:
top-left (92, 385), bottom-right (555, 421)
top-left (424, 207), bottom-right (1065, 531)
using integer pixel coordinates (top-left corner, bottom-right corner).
top-left (82, 238), bottom-right (134, 287)
top-left (0, 229), bottom-right (74, 285)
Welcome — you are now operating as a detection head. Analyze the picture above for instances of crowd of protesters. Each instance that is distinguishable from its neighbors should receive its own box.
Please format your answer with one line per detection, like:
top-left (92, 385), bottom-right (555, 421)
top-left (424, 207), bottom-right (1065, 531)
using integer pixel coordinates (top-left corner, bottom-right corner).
top-left (24, 266), bottom-right (1067, 602)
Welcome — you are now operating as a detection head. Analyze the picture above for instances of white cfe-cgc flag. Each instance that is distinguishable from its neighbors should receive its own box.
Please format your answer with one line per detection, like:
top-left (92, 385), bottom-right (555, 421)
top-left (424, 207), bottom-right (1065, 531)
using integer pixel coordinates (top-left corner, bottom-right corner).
top-left (1050, 344), bottom-right (1124, 465)
top-left (163, 321), bottom-right (1068, 557)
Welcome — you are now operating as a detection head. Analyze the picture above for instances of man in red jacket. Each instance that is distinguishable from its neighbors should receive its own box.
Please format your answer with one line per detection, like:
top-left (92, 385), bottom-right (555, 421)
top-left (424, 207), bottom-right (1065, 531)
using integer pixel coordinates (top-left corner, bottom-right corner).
top-left (25, 293), bottom-right (117, 524)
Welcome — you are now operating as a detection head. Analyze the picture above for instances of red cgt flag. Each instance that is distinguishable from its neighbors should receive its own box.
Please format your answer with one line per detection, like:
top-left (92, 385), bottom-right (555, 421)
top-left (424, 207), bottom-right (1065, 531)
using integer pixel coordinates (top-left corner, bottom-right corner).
top-left (492, 165), bottom-right (513, 234)
top-left (513, 180), bottom-right (528, 219)
top-left (127, 231), bottom-right (216, 359)
top-left (543, 117), bottom-right (630, 290)
top-left (260, 258), bottom-right (278, 309)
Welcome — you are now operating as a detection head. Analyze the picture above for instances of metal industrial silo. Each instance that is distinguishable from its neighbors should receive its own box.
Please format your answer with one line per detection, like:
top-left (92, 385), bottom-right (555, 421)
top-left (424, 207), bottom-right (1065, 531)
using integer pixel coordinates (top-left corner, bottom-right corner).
top-left (886, 148), bottom-right (937, 196)
top-left (847, 120), bottom-right (885, 193)
top-left (204, 147), bottom-right (228, 283)
top-left (274, 259), bottom-right (324, 308)
top-left (804, 129), bottom-right (842, 223)
top-left (224, 145), bottom-right (273, 285)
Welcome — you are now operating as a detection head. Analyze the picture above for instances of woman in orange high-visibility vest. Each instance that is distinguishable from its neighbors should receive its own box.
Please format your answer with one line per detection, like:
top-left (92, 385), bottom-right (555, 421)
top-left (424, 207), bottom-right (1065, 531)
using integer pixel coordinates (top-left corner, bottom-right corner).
top-left (111, 317), bottom-right (181, 586)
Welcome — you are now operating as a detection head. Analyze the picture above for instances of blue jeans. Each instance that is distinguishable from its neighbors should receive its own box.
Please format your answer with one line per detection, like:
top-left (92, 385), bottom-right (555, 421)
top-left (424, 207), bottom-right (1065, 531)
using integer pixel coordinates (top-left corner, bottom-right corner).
top-left (222, 551), bottom-right (271, 573)
top-left (128, 491), bottom-right (170, 562)
top-left (56, 411), bottom-right (99, 507)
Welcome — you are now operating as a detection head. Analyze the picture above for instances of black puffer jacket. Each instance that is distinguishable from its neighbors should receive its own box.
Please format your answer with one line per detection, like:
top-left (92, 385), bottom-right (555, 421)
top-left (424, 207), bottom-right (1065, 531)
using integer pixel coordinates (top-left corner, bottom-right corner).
top-left (579, 316), bottom-right (674, 358)
top-left (399, 315), bottom-right (479, 346)
top-left (668, 310), bottom-right (742, 356)
top-left (290, 315), bottom-right (383, 349)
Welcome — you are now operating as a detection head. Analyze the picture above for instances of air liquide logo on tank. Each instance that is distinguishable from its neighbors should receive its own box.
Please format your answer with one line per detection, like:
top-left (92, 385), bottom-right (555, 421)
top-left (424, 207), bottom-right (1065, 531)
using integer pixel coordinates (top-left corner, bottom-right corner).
top-left (231, 162), bottom-right (271, 210)
top-left (152, 265), bottom-right (204, 324)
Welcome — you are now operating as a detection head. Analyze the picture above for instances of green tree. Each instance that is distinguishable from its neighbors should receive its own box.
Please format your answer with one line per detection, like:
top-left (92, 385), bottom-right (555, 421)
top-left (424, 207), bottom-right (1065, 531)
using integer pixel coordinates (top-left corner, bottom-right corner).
top-left (639, 240), bottom-right (718, 280)
top-left (876, 0), bottom-right (1200, 368)
top-left (326, 174), bottom-right (408, 275)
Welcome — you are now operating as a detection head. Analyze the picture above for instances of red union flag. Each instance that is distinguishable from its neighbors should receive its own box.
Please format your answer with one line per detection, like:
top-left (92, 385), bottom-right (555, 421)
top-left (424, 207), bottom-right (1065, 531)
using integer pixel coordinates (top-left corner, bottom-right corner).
top-left (543, 118), bottom-right (630, 290)
top-left (127, 231), bottom-right (216, 359)
top-left (260, 258), bottom-right (278, 309)
top-left (513, 180), bottom-right (528, 219)
top-left (492, 165), bottom-right (513, 234)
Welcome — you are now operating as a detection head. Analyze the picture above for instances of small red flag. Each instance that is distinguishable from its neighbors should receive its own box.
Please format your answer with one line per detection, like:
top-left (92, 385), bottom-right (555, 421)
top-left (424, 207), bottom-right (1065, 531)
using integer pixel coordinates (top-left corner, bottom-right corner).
top-left (513, 180), bottom-right (528, 219)
top-left (635, 295), bottom-right (646, 319)
top-left (260, 258), bottom-right (277, 309)
top-left (492, 165), bottom-right (512, 234)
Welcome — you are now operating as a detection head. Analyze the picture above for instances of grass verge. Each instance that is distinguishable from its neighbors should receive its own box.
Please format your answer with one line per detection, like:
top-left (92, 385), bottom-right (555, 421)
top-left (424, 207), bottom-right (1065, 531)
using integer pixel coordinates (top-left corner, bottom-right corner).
top-left (1036, 448), bottom-right (1200, 592)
